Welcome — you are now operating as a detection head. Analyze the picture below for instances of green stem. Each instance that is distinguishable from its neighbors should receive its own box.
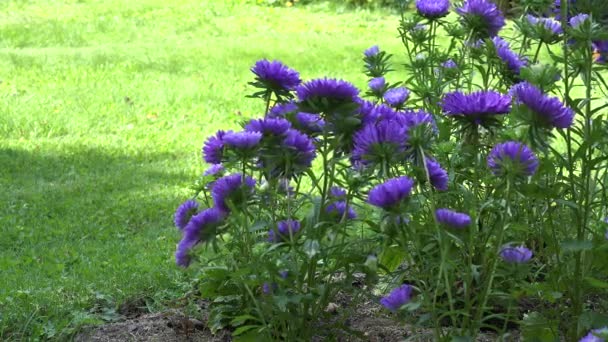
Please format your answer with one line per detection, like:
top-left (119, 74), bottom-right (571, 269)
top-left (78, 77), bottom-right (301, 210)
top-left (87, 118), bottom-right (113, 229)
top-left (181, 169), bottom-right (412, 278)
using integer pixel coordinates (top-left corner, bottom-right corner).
top-left (473, 179), bottom-right (511, 338)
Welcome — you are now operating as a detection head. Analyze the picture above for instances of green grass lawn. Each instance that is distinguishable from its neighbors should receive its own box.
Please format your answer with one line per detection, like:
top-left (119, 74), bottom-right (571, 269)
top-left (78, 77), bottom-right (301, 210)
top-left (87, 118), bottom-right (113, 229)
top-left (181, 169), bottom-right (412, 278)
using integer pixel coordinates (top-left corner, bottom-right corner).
top-left (0, 1), bottom-right (405, 339)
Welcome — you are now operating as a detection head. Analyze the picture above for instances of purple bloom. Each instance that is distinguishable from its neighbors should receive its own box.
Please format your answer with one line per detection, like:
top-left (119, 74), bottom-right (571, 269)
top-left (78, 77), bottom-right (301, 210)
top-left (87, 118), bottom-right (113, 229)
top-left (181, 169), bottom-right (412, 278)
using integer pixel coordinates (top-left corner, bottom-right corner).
top-left (282, 129), bottom-right (317, 169)
top-left (267, 101), bottom-right (298, 118)
top-left (527, 15), bottom-right (562, 35)
top-left (526, 15), bottom-right (563, 42)
top-left (442, 59), bottom-right (457, 68)
top-left (368, 176), bottom-right (415, 210)
top-left (175, 207), bottom-right (224, 267)
top-left (262, 282), bottom-right (277, 295)
top-left (580, 327), bottom-right (608, 342)
top-left (364, 45), bottom-right (380, 58)
top-left (296, 78), bottom-right (360, 104)
top-left (352, 120), bottom-right (407, 165)
top-left (211, 173), bottom-right (256, 212)
top-left (457, 0), bottom-right (506, 38)
top-left (174, 200), bottom-right (199, 230)
top-left (380, 284), bottom-right (413, 312)
top-left (222, 131), bottom-right (262, 149)
top-left (487, 141), bottom-right (539, 178)
top-left (202, 130), bottom-right (228, 164)
top-left (510, 82), bottom-right (574, 129)
top-left (204, 164), bottom-right (224, 176)
top-left (500, 245), bottom-right (533, 263)
top-left (594, 41), bottom-right (608, 63)
top-left (330, 186), bottom-right (347, 199)
top-left (397, 110), bottom-right (437, 149)
top-left (425, 158), bottom-right (448, 191)
top-left (570, 14), bottom-right (590, 28)
top-left (435, 208), bottom-right (471, 228)
top-left (416, 0), bottom-right (450, 18)
top-left (357, 99), bottom-right (379, 125)
top-left (369, 77), bottom-right (386, 93)
top-left (295, 112), bottom-right (325, 133)
top-left (326, 201), bottom-right (357, 220)
top-left (580, 330), bottom-right (605, 342)
top-left (268, 219), bottom-right (301, 243)
top-left (384, 87), bottom-right (410, 108)
top-left (245, 118), bottom-right (291, 136)
top-left (493, 36), bottom-right (527, 75)
top-left (442, 90), bottom-right (511, 126)
top-left (251, 59), bottom-right (301, 91)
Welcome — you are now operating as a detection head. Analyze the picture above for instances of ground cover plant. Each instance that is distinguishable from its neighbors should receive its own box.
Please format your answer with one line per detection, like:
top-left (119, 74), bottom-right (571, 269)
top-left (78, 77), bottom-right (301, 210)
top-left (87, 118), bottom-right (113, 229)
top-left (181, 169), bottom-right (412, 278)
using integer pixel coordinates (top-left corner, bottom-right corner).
top-left (0, 1), bottom-right (406, 339)
top-left (174, 0), bottom-right (608, 340)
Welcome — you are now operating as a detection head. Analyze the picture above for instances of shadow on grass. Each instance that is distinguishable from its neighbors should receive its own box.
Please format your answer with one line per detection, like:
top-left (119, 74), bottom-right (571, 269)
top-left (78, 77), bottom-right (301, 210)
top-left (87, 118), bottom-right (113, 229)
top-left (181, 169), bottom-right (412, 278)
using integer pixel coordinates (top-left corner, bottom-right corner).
top-left (0, 144), bottom-right (194, 339)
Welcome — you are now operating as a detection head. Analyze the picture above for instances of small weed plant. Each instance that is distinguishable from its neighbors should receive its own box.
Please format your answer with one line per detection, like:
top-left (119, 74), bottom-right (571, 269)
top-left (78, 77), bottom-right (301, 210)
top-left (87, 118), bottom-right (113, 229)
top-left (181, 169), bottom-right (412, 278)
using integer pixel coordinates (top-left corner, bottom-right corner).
top-left (173, 0), bottom-right (608, 340)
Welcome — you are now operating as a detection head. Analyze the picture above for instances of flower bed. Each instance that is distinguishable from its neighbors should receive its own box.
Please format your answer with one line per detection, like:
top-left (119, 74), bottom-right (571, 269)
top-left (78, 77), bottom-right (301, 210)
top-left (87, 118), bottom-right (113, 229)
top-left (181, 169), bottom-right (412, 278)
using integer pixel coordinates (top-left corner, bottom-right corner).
top-left (173, 0), bottom-right (608, 340)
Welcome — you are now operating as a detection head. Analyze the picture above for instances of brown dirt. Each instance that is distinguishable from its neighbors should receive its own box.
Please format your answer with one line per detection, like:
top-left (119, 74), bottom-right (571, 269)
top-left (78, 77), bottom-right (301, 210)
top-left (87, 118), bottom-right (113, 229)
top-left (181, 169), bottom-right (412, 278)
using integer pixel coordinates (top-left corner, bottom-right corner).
top-left (76, 295), bottom-right (519, 341)
top-left (75, 309), bottom-right (231, 342)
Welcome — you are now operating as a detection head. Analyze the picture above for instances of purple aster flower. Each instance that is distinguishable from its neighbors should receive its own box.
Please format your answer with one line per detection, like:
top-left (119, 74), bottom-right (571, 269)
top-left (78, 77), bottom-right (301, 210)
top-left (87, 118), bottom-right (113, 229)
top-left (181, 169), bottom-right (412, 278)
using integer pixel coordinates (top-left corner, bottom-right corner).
top-left (383, 87), bottom-right (410, 108)
top-left (204, 164), bottom-right (224, 176)
top-left (368, 176), bottom-right (415, 211)
top-left (435, 208), bottom-right (471, 229)
top-left (487, 141), bottom-right (538, 178)
top-left (527, 15), bottom-right (562, 35)
top-left (396, 110), bottom-right (437, 151)
top-left (457, 0), bottom-right (506, 38)
top-left (442, 90), bottom-right (511, 126)
top-left (330, 186), bottom-right (347, 199)
top-left (296, 78), bottom-right (360, 104)
top-left (442, 59), bottom-right (457, 68)
top-left (364, 45), bottom-right (380, 58)
top-left (175, 207), bottom-right (224, 267)
top-left (326, 201), bottom-right (357, 220)
top-left (279, 270), bottom-right (289, 279)
top-left (368, 103), bottom-right (398, 123)
top-left (593, 41), bottom-right (608, 64)
top-left (282, 129), bottom-right (317, 169)
top-left (222, 131), bottom-right (263, 150)
top-left (352, 120), bottom-right (407, 165)
top-left (251, 59), bottom-right (301, 91)
top-left (369, 77), bottom-right (386, 94)
top-left (416, 0), bottom-right (450, 19)
top-left (493, 36), bottom-right (527, 75)
top-left (357, 99), bottom-right (379, 125)
top-left (380, 284), bottom-right (413, 312)
top-left (174, 200), bottom-right (199, 230)
top-left (510, 82), bottom-right (574, 129)
top-left (267, 101), bottom-right (298, 118)
top-left (425, 158), bottom-right (448, 191)
top-left (295, 112), bottom-right (325, 133)
top-left (570, 13), bottom-right (590, 28)
top-left (580, 330), bottom-right (605, 342)
top-left (268, 219), bottom-right (301, 243)
top-left (245, 117), bottom-right (291, 136)
top-left (262, 282), bottom-right (278, 295)
top-left (211, 173), bottom-right (256, 212)
top-left (526, 15), bottom-right (563, 42)
top-left (500, 245), bottom-right (533, 263)
top-left (202, 130), bottom-right (228, 164)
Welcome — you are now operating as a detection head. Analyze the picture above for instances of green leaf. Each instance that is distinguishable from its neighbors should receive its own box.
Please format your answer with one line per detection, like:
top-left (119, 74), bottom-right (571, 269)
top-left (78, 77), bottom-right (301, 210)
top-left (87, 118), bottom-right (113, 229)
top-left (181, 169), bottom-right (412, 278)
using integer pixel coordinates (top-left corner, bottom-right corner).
top-left (233, 325), bottom-right (258, 336)
top-left (230, 314), bottom-right (259, 327)
top-left (303, 240), bottom-right (320, 259)
top-left (585, 277), bottom-right (608, 289)
top-left (378, 245), bottom-right (406, 272)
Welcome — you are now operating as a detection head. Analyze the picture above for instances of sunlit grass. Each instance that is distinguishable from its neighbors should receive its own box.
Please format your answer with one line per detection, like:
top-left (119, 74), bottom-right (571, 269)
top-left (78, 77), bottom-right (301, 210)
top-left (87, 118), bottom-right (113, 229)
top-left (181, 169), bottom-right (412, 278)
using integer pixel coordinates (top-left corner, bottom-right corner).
top-left (0, 0), bottom-right (406, 338)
